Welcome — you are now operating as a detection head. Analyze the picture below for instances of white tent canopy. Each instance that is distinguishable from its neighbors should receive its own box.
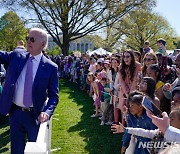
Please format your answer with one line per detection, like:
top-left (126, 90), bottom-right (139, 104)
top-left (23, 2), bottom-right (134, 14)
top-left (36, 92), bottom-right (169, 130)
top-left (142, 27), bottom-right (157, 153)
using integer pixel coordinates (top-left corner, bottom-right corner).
top-left (88, 48), bottom-right (112, 56)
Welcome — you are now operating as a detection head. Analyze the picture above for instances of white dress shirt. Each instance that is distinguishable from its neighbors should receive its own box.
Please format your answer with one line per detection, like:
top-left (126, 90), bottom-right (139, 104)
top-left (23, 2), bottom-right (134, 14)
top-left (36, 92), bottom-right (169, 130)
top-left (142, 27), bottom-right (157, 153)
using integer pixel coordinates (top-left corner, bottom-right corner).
top-left (13, 52), bottom-right (42, 107)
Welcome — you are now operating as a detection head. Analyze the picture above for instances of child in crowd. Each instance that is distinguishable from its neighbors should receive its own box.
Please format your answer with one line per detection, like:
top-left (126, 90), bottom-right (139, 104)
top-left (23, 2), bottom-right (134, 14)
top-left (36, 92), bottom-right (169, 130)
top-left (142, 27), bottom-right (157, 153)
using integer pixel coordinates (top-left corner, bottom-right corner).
top-left (139, 77), bottom-right (160, 107)
top-left (97, 71), bottom-right (106, 116)
top-left (100, 77), bottom-right (113, 126)
top-left (146, 64), bottom-right (171, 113)
top-left (171, 87), bottom-right (180, 109)
top-left (111, 106), bottom-right (180, 153)
top-left (88, 58), bottom-right (96, 74)
top-left (86, 72), bottom-right (102, 118)
top-left (157, 38), bottom-right (167, 56)
top-left (80, 62), bottom-right (87, 91)
top-left (120, 91), bottom-right (157, 154)
top-left (95, 62), bottom-right (103, 75)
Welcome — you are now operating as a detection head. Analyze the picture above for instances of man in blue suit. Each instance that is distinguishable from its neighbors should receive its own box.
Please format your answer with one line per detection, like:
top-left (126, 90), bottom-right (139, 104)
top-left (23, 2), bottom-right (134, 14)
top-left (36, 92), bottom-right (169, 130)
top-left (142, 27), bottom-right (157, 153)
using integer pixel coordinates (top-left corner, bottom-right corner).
top-left (0, 28), bottom-right (59, 154)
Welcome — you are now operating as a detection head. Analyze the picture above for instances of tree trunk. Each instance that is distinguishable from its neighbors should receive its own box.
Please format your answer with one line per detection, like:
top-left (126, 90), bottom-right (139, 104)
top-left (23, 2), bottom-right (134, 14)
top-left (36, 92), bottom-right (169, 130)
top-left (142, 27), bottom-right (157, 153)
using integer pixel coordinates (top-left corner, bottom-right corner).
top-left (61, 2), bottom-right (69, 56)
top-left (62, 28), bottom-right (69, 56)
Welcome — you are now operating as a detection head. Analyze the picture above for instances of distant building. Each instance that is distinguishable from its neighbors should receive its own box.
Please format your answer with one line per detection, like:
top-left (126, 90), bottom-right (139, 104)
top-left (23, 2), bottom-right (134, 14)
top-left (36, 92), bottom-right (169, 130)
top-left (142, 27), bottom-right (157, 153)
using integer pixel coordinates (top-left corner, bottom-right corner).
top-left (48, 35), bottom-right (94, 52)
top-left (48, 36), bottom-right (58, 51)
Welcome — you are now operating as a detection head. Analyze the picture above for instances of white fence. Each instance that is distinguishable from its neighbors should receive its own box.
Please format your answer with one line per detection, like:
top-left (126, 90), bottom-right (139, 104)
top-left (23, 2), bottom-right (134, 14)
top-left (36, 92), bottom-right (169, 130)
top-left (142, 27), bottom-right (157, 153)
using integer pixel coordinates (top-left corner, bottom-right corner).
top-left (24, 118), bottom-right (52, 154)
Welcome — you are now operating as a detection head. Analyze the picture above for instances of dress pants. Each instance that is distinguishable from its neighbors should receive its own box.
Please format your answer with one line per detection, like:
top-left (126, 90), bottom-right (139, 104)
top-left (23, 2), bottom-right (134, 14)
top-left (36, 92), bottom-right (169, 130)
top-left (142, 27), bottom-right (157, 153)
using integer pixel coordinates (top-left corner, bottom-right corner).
top-left (9, 106), bottom-right (40, 154)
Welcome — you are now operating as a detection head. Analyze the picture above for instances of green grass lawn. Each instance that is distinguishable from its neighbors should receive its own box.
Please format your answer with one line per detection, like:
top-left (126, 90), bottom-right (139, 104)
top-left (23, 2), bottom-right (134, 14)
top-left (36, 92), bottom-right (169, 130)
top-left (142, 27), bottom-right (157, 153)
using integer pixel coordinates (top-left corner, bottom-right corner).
top-left (0, 79), bottom-right (123, 154)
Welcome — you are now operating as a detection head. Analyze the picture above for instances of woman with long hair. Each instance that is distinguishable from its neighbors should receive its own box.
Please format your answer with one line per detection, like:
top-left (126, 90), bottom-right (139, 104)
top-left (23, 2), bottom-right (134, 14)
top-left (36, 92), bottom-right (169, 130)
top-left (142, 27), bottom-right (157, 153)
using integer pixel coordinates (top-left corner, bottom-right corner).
top-left (119, 50), bottom-right (142, 124)
top-left (139, 77), bottom-right (160, 107)
top-left (105, 57), bottom-right (121, 124)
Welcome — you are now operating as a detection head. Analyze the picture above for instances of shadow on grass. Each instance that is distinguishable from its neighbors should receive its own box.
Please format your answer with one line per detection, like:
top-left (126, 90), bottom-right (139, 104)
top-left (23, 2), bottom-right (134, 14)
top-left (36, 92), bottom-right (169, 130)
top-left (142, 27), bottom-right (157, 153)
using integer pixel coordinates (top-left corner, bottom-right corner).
top-left (0, 115), bottom-right (9, 129)
top-left (61, 80), bottom-right (123, 154)
top-left (0, 115), bottom-right (10, 153)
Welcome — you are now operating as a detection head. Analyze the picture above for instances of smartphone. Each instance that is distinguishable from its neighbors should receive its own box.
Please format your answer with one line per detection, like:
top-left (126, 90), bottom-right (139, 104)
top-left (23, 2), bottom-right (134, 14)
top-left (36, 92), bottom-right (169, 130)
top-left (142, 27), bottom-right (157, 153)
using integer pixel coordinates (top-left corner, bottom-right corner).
top-left (142, 96), bottom-right (162, 118)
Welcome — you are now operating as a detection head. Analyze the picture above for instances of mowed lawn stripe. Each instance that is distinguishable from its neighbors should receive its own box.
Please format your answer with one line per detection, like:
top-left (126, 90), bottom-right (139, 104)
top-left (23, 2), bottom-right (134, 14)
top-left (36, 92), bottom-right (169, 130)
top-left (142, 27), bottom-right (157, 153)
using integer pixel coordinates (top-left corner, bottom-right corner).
top-left (52, 79), bottom-right (122, 154)
top-left (0, 79), bottom-right (122, 154)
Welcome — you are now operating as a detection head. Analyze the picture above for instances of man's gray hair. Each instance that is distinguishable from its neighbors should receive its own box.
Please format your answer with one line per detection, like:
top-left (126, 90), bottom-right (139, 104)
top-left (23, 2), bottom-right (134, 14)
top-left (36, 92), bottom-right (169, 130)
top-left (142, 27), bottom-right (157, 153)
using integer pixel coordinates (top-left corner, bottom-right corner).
top-left (29, 28), bottom-right (48, 50)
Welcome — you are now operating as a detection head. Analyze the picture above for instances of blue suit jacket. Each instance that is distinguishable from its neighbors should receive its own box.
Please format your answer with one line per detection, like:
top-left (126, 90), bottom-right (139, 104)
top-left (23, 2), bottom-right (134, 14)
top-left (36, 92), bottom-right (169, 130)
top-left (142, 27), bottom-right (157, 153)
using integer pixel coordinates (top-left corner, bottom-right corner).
top-left (0, 49), bottom-right (59, 118)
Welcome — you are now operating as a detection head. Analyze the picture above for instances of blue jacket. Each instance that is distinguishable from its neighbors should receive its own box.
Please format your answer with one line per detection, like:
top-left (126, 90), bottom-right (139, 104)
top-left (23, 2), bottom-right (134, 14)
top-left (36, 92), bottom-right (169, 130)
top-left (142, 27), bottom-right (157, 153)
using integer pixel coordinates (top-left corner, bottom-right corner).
top-left (123, 112), bottom-right (157, 154)
top-left (0, 49), bottom-right (59, 119)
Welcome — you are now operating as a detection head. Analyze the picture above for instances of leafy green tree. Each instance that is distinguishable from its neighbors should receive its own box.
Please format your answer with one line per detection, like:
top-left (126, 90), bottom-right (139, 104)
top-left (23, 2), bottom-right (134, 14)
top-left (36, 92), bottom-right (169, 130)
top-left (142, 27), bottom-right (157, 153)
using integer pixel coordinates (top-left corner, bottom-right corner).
top-left (99, 1), bottom-right (156, 52)
top-left (1, 0), bottom-right (153, 55)
top-left (174, 37), bottom-right (180, 49)
top-left (0, 11), bottom-right (27, 51)
top-left (49, 46), bottom-right (61, 56)
top-left (119, 10), bottom-right (176, 51)
top-left (86, 35), bottom-right (105, 49)
top-left (103, 25), bottom-right (125, 52)
top-left (177, 41), bottom-right (180, 49)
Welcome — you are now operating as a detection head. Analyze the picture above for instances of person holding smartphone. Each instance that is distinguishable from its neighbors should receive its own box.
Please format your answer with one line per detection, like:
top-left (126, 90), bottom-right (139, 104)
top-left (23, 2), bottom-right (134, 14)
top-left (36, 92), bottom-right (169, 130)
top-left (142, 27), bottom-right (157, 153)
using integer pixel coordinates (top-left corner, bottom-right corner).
top-left (111, 106), bottom-right (180, 153)
top-left (119, 91), bottom-right (156, 154)
top-left (146, 108), bottom-right (180, 142)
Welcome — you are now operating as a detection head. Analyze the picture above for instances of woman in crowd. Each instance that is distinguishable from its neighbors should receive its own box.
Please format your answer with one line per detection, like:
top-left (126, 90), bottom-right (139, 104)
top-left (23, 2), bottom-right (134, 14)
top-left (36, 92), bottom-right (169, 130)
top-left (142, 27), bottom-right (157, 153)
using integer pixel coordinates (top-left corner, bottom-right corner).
top-left (102, 59), bottom-right (111, 77)
top-left (105, 57), bottom-right (121, 124)
top-left (142, 52), bottom-right (158, 76)
top-left (133, 50), bottom-right (141, 63)
top-left (119, 50), bottom-right (142, 124)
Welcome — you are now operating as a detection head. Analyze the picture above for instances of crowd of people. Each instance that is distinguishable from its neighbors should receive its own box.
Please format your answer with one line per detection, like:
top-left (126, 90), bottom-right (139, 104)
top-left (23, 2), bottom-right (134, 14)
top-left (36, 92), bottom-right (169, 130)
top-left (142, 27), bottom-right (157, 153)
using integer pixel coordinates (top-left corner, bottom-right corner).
top-left (50, 39), bottom-right (180, 154)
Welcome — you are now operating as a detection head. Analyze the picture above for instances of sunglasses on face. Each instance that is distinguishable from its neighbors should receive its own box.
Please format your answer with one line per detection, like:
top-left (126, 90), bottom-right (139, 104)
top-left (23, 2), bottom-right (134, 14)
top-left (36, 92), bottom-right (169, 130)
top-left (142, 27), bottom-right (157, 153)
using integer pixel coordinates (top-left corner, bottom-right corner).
top-left (123, 55), bottom-right (131, 59)
top-left (26, 36), bottom-right (35, 43)
top-left (144, 58), bottom-right (155, 62)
